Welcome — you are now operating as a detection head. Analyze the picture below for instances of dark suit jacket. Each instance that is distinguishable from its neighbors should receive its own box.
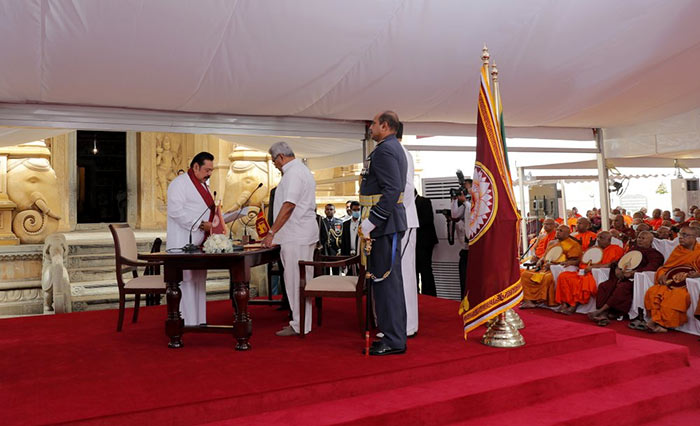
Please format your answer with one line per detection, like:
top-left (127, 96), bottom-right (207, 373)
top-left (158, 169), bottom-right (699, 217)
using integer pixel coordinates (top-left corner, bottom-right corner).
top-left (340, 219), bottom-right (361, 256)
top-left (415, 195), bottom-right (439, 248)
top-left (268, 187), bottom-right (277, 225)
top-left (359, 135), bottom-right (407, 237)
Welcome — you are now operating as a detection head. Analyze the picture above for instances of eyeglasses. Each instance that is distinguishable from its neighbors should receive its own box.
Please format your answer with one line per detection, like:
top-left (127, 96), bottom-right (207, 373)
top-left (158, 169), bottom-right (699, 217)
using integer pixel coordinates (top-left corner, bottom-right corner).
top-left (679, 233), bottom-right (695, 238)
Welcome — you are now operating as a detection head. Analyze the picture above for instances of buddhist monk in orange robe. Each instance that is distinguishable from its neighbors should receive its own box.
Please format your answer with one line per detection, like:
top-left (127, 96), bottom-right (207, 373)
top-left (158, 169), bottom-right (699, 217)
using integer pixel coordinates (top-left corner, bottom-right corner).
top-left (556, 231), bottom-right (624, 315)
top-left (643, 226), bottom-right (700, 332)
top-left (520, 225), bottom-right (582, 309)
top-left (646, 208), bottom-right (663, 230)
top-left (571, 217), bottom-right (597, 251)
top-left (589, 231), bottom-right (664, 325)
top-left (533, 218), bottom-right (557, 260)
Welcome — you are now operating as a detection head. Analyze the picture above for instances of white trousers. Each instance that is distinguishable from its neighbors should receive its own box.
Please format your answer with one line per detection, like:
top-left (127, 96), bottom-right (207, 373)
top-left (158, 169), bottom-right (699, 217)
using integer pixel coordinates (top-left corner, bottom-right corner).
top-left (180, 269), bottom-right (207, 326)
top-left (281, 243), bottom-right (315, 334)
top-left (402, 228), bottom-right (419, 335)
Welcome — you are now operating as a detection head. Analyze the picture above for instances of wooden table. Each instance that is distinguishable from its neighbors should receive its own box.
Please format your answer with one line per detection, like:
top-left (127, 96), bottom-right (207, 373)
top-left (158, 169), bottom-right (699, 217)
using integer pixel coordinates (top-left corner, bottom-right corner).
top-left (141, 246), bottom-right (280, 350)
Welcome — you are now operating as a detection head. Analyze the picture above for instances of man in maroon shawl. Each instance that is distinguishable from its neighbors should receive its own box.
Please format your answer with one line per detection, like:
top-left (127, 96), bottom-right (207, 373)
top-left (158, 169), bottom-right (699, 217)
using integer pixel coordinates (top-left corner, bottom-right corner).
top-left (588, 231), bottom-right (664, 325)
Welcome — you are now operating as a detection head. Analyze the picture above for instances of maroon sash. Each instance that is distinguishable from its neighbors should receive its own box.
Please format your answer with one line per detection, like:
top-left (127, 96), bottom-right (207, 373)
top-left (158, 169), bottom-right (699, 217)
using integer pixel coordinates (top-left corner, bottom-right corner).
top-left (187, 168), bottom-right (215, 234)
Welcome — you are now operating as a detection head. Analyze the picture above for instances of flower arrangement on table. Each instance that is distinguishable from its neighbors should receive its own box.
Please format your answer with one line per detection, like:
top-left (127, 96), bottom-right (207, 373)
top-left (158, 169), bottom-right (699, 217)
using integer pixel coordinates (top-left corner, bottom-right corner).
top-left (202, 233), bottom-right (235, 253)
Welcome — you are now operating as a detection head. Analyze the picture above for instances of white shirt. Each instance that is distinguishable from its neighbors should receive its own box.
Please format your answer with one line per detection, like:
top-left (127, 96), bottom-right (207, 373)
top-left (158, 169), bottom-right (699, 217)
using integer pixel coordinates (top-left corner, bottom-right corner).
top-left (349, 218), bottom-right (360, 252)
top-left (272, 159), bottom-right (319, 246)
top-left (402, 146), bottom-right (419, 229)
top-left (166, 173), bottom-right (211, 250)
top-left (451, 198), bottom-right (471, 250)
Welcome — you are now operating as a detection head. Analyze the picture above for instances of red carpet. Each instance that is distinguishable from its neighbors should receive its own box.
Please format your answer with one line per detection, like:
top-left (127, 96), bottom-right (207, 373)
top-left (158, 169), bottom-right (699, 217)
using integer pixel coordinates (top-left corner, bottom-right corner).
top-left (2, 296), bottom-right (699, 425)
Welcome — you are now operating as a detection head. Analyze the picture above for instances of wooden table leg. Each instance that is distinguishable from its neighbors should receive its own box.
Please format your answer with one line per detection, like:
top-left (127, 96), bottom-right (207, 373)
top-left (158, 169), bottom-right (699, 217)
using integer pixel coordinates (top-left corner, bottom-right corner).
top-left (166, 279), bottom-right (184, 348)
top-left (233, 280), bottom-right (252, 350)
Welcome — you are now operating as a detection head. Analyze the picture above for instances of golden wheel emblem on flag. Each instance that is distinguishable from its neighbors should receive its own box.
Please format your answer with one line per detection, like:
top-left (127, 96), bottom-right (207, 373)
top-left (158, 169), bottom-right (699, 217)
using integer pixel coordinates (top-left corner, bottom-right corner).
top-left (468, 163), bottom-right (497, 243)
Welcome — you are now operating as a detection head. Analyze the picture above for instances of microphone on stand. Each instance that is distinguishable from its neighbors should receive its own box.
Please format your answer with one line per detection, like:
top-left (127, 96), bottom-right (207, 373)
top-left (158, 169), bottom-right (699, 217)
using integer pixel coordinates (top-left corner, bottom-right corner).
top-left (228, 183), bottom-right (264, 240)
top-left (183, 191), bottom-right (216, 253)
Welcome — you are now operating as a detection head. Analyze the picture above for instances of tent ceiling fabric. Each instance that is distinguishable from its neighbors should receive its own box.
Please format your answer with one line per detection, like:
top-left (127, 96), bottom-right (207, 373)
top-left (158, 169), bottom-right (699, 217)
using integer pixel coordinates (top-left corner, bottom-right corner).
top-left (2, 0), bottom-right (700, 134)
top-left (0, 127), bottom-right (74, 148)
top-left (524, 157), bottom-right (700, 170)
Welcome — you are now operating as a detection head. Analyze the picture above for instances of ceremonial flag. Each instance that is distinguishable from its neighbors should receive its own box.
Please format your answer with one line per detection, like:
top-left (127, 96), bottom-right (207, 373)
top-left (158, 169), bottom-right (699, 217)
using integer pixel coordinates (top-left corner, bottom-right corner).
top-left (255, 207), bottom-right (271, 238)
top-left (211, 202), bottom-right (227, 235)
top-left (459, 50), bottom-right (523, 338)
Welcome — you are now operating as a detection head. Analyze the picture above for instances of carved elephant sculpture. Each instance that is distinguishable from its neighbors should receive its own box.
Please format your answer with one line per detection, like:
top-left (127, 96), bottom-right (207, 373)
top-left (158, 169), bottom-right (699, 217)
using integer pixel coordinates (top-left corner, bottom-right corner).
top-left (7, 158), bottom-right (62, 244)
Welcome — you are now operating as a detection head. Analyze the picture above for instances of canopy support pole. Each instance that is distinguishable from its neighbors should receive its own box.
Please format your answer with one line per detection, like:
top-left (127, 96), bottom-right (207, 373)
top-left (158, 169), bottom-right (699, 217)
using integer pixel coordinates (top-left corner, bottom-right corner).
top-left (559, 179), bottom-right (568, 223)
top-left (518, 166), bottom-right (528, 255)
top-left (595, 128), bottom-right (610, 231)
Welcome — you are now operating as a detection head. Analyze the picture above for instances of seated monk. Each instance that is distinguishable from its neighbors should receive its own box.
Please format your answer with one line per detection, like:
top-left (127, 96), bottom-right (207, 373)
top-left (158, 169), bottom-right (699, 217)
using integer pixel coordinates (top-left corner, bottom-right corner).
top-left (571, 217), bottom-right (596, 251)
top-left (555, 231), bottom-right (624, 315)
top-left (646, 208), bottom-right (663, 230)
top-left (589, 231), bottom-right (664, 325)
top-left (643, 226), bottom-right (700, 333)
top-left (656, 225), bottom-right (673, 241)
top-left (612, 214), bottom-right (636, 245)
top-left (531, 218), bottom-right (557, 262)
top-left (520, 225), bottom-right (582, 309)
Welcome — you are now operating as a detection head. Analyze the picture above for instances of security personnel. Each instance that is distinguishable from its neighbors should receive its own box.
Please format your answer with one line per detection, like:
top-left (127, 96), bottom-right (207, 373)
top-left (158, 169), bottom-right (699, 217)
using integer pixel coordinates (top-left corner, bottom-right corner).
top-left (360, 110), bottom-right (408, 356)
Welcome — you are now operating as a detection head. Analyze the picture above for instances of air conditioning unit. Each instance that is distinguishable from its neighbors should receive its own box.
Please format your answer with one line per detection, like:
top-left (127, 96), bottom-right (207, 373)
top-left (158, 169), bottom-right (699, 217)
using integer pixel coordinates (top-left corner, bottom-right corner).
top-left (671, 178), bottom-right (700, 213)
top-left (422, 177), bottom-right (462, 301)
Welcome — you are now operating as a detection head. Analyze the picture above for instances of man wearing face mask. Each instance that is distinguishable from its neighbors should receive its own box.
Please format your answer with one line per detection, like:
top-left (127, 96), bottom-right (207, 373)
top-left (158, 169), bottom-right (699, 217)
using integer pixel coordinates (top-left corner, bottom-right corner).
top-left (340, 201), bottom-right (362, 260)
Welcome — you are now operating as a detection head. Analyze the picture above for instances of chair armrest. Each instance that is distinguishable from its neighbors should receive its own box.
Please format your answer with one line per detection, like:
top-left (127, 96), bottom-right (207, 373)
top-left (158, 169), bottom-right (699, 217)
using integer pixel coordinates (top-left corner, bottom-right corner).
top-left (121, 256), bottom-right (163, 267)
top-left (299, 255), bottom-right (360, 268)
top-left (319, 255), bottom-right (350, 261)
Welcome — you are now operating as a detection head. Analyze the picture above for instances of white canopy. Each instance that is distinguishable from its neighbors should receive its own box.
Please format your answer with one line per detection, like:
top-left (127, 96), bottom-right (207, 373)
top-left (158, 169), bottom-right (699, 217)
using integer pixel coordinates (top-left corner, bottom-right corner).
top-left (1, 0), bottom-right (700, 158)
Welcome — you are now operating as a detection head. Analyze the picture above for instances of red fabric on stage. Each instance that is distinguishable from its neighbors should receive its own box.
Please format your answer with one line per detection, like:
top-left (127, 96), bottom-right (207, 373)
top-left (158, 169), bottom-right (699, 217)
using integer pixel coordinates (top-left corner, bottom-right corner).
top-left (3, 297), bottom-right (700, 425)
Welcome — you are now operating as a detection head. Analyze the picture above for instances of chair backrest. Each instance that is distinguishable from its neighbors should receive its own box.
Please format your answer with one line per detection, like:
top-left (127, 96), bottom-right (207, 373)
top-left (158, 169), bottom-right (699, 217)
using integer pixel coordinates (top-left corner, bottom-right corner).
top-left (144, 238), bottom-right (162, 276)
top-left (109, 224), bottom-right (138, 262)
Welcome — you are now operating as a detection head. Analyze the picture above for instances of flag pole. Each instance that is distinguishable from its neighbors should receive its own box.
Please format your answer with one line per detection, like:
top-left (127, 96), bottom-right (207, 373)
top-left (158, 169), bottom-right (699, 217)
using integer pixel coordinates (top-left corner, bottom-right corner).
top-left (479, 46), bottom-right (525, 346)
top-left (491, 60), bottom-right (525, 332)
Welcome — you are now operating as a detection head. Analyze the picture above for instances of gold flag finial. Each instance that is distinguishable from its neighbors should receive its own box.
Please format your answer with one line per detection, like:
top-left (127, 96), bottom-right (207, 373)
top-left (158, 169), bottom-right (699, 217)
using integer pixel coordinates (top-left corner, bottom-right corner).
top-left (481, 44), bottom-right (490, 66)
top-left (491, 61), bottom-right (499, 82)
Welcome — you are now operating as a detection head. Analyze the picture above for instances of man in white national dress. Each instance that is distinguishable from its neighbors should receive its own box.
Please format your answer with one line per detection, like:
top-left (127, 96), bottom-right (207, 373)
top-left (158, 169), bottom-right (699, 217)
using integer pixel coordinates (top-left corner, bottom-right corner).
top-left (166, 152), bottom-right (216, 326)
top-left (398, 123), bottom-right (419, 337)
top-left (261, 141), bottom-right (319, 336)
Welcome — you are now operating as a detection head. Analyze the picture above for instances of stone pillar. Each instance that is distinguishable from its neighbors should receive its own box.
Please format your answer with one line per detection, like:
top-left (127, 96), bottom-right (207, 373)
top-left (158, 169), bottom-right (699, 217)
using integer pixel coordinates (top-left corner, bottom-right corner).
top-left (0, 155), bottom-right (19, 245)
top-left (48, 132), bottom-right (75, 232)
top-left (126, 131), bottom-right (138, 228)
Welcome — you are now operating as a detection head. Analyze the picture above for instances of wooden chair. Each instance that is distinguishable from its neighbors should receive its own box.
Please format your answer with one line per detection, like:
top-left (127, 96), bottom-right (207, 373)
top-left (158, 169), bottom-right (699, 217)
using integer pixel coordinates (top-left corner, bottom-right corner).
top-left (298, 254), bottom-right (365, 337)
top-left (109, 224), bottom-right (166, 332)
top-left (144, 237), bottom-right (163, 306)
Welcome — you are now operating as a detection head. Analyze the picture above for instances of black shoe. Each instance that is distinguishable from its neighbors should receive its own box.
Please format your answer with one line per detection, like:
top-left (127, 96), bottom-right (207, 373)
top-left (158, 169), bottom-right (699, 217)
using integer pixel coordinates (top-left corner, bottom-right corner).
top-left (369, 342), bottom-right (406, 356)
top-left (408, 331), bottom-right (418, 339)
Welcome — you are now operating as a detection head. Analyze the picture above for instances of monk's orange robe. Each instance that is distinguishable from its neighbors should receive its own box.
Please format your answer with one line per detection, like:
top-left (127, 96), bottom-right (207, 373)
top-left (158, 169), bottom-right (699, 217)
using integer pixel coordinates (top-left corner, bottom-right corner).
top-left (567, 216), bottom-right (578, 231)
top-left (534, 231), bottom-right (556, 259)
top-left (522, 238), bottom-right (582, 306)
top-left (644, 244), bottom-right (700, 328)
top-left (571, 231), bottom-right (597, 251)
top-left (556, 244), bottom-right (624, 306)
top-left (623, 214), bottom-right (633, 225)
top-left (647, 217), bottom-right (663, 230)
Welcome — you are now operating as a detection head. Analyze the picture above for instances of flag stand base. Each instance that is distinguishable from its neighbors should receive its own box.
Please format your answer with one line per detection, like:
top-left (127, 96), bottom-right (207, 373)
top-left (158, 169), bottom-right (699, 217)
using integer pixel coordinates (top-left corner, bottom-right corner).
top-left (487, 309), bottom-right (525, 330)
top-left (504, 309), bottom-right (525, 329)
top-left (481, 312), bottom-right (525, 348)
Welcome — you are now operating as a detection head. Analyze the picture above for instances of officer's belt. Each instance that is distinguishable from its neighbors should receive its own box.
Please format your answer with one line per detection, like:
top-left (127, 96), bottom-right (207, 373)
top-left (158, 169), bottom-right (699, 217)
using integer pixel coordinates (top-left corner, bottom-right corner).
top-left (359, 192), bottom-right (404, 207)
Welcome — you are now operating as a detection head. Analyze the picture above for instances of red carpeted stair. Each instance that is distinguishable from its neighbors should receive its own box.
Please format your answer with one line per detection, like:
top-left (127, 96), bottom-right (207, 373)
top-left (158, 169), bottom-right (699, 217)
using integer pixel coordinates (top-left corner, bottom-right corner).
top-left (2, 296), bottom-right (699, 425)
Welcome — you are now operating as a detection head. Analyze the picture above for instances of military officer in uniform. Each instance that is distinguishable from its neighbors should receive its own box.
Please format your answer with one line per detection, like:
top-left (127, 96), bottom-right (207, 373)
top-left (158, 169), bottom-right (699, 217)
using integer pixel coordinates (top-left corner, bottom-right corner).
top-left (360, 110), bottom-right (408, 356)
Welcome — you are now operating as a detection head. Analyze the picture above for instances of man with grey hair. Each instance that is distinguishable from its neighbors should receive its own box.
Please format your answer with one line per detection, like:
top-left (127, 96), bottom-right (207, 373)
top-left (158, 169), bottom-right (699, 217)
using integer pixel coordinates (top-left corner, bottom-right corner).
top-left (262, 141), bottom-right (318, 336)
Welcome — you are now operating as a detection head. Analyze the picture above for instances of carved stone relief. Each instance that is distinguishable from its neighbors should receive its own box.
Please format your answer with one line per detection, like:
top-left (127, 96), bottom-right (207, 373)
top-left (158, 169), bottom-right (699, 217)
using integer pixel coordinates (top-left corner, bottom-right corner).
top-left (223, 148), bottom-right (274, 212)
top-left (41, 233), bottom-right (71, 314)
top-left (6, 155), bottom-right (62, 244)
top-left (155, 134), bottom-right (182, 204)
